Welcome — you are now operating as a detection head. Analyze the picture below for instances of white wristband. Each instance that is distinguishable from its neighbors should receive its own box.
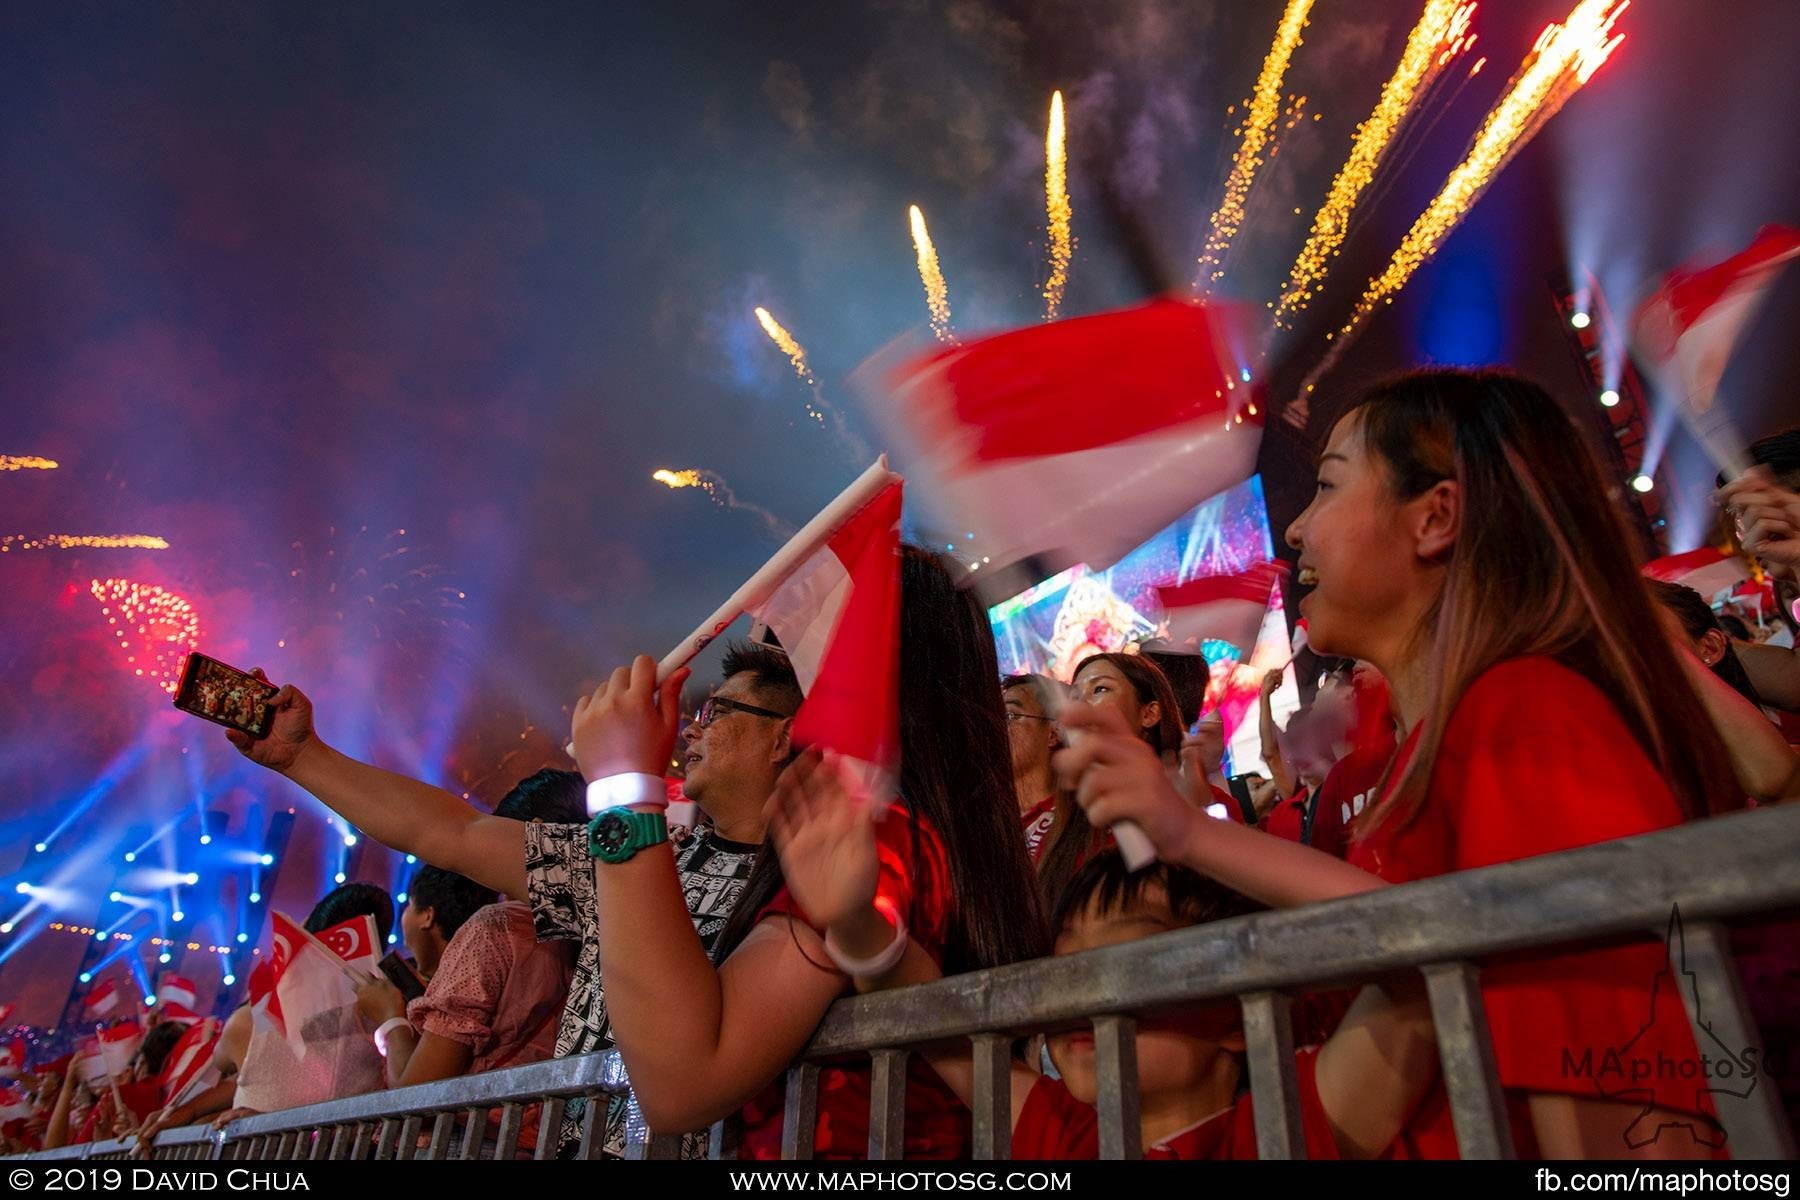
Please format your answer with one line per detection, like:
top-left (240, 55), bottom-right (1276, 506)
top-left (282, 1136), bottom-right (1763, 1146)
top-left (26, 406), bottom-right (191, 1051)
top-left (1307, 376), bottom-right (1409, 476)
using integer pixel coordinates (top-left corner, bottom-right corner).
top-left (373, 1017), bottom-right (412, 1059)
top-left (823, 909), bottom-right (909, 979)
top-left (585, 773), bottom-right (668, 817)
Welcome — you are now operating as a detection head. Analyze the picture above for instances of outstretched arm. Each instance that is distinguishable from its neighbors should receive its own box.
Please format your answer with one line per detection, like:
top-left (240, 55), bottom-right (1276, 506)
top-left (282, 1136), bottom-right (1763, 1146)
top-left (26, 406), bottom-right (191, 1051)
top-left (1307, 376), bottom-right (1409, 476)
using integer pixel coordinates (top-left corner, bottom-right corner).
top-left (228, 676), bottom-right (529, 898)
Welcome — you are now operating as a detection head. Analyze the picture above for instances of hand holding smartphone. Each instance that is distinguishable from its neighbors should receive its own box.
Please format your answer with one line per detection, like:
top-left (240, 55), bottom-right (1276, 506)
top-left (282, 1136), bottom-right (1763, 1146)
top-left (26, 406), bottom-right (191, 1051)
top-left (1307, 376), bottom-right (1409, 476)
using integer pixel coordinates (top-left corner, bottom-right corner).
top-left (172, 654), bottom-right (279, 739)
top-left (377, 951), bottom-right (427, 1003)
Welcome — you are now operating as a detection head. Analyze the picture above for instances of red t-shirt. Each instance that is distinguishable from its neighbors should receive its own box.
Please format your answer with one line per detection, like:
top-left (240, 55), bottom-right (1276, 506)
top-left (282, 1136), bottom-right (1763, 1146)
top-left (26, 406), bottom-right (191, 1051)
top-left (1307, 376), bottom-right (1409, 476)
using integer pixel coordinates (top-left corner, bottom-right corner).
top-left (1308, 727), bottom-right (1396, 858)
top-left (1260, 787), bottom-right (1310, 844)
top-left (737, 804), bottom-right (968, 1160)
top-left (1349, 656), bottom-right (1721, 1157)
top-left (1021, 796), bottom-right (1057, 862)
top-left (1010, 1047), bottom-right (1339, 1159)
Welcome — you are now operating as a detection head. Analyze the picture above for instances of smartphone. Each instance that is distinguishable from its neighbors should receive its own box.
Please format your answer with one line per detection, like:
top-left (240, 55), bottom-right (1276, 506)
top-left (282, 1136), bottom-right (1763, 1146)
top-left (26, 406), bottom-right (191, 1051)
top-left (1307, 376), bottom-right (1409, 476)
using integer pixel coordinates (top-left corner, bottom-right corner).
top-left (377, 951), bottom-right (426, 1003)
top-left (172, 653), bottom-right (279, 739)
top-left (1227, 773), bottom-right (1265, 825)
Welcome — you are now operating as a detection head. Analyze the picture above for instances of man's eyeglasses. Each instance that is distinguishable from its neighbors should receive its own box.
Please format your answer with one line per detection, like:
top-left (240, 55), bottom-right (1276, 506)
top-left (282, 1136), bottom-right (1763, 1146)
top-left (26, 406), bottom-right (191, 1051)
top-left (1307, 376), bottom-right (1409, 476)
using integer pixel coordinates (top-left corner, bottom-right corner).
top-left (693, 696), bottom-right (793, 729)
top-left (1004, 711), bottom-right (1056, 724)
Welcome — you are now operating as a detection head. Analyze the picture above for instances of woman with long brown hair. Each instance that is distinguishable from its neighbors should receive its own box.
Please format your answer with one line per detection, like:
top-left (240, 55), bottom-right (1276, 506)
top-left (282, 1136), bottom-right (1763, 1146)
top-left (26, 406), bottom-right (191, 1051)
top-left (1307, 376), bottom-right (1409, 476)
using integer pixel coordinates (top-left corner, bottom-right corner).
top-left (1058, 368), bottom-right (1736, 1158)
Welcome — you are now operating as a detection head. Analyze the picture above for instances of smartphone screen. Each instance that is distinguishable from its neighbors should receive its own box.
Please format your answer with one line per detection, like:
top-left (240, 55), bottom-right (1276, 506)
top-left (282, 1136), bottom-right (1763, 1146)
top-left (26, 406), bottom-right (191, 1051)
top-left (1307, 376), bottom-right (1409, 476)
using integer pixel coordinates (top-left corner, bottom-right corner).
top-left (172, 653), bottom-right (279, 738)
top-left (378, 951), bottom-right (426, 1003)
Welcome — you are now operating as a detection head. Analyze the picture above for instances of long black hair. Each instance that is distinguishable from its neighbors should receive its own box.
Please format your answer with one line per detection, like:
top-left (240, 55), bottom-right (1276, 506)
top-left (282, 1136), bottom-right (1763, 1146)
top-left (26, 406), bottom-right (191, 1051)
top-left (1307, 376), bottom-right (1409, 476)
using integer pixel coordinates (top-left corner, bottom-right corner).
top-left (1071, 651), bottom-right (1184, 762)
top-left (714, 546), bottom-right (1050, 974)
top-left (1644, 579), bottom-right (1763, 706)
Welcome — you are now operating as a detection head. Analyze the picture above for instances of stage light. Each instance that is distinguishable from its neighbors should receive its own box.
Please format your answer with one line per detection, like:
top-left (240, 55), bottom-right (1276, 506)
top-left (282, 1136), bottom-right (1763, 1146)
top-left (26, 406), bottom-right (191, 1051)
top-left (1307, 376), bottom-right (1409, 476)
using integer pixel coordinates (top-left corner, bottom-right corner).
top-left (334, 872), bottom-right (347, 884)
top-left (95, 932), bottom-right (105, 942)
top-left (79, 972), bottom-right (91, 984)
top-left (33, 843), bottom-right (46, 854)
top-left (124, 852), bottom-right (136, 863)
top-left (396, 891), bottom-right (408, 903)
top-left (249, 892), bottom-right (261, 904)
top-left (259, 854), bottom-right (274, 866)
top-left (199, 835), bottom-right (212, 846)
top-left (109, 891), bottom-right (122, 902)
top-left (387, 933), bottom-right (398, 945)
top-left (172, 910), bottom-right (185, 922)
top-left (144, 995), bottom-right (156, 1006)
top-left (13, 884), bottom-right (27, 895)
top-left (236, 932), bottom-right (248, 944)
top-left (405, 855), bottom-right (416, 865)
top-left (184, 872), bottom-right (199, 885)
top-left (1632, 474), bottom-right (1654, 493)
top-left (1570, 311), bottom-right (1591, 329)
top-left (158, 952), bottom-right (171, 964)
top-left (343, 834), bottom-right (357, 847)
top-left (0, 925), bottom-right (11, 935)
top-left (1600, 389), bottom-right (1620, 407)
top-left (222, 974), bottom-right (235, 986)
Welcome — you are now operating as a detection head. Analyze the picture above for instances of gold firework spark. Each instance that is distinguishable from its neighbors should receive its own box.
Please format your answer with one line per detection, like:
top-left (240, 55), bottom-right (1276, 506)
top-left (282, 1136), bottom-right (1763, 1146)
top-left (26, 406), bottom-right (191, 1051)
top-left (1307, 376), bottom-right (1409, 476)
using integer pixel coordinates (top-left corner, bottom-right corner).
top-left (1, 534), bottom-right (170, 553)
top-left (1334, 0), bottom-right (1625, 337)
top-left (909, 204), bottom-right (955, 343)
top-left (0, 456), bottom-right (59, 471)
top-left (1195, 0), bottom-right (1315, 291)
top-left (652, 468), bottom-right (714, 495)
top-left (1273, 1), bottom-right (1478, 326)
top-left (754, 307), bottom-right (816, 387)
top-left (1042, 90), bottom-right (1074, 321)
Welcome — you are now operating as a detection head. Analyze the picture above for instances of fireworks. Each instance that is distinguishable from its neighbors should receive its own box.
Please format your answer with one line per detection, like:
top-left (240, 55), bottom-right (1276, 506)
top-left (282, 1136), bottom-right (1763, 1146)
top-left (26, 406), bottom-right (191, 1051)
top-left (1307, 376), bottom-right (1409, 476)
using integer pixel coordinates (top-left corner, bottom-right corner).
top-left (1273, 1), bottom-right (1478, 326)
top-left (0, 456), bottom-right (58, 471)
top-left (1338, 0), bottom-right (1626, 337)
top-left (1, 534), bottom-right (170, 553)
top-left (89, 578), bottom-right (201, 694)
top-left (754, 307), bottom-right (817, 388)
top-left (1042, 90), bottom-right (1074, 321)
top-left (652, 468), bottom-right (793, 540)
top-left (909, 205), bottom-right (955, 343)
top-left (1195, 0), bottom-right (1315, 290)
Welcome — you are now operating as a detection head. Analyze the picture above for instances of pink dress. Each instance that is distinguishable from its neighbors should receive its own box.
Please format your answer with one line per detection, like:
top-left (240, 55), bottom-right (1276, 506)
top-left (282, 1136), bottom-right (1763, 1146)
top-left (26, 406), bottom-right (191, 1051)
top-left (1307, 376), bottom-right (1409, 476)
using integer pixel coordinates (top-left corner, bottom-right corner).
top-left (407, 901), bottom-right (574, 1073)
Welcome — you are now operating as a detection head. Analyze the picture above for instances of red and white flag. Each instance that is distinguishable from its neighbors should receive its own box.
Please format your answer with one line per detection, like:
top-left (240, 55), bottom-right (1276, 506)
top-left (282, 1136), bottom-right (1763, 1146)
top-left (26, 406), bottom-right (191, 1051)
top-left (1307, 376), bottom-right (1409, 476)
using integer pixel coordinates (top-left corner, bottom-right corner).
top-left (0, 1037), bottom-right (23, 1077)
top-left (157, 1001), bottom-right (202, 1027)
top-left (74, 1038), bottom-right (106, 1086)
top-left (246, 959), bottom-right (285, 1042)
top-left (1155, 560), bottom-right (1289, 655)
top-left (97, 1020), bottom-right (143, 1077)
top-left (84, 978), bottom-right (121, 1019)
top-left (264, 912), bottom-right (364, 1059)
top-left (0, 1003), bottom-right (15, 1026)
top-left (748, 481), bottom-right (903, 793)
top-left (1632, 225), bottom-right (1800, 475)
top-left (312, 914), bottom-right (381, 974)
top-left (155, 1016), bottom-right (222, 1107)
top-left (156, 975), bottom-right (198, 1010)
top-left (0, 1083), bottom-right (29, 1122)
top-left (1641, 546), bottom-right (1749, 600)
top-left (873, 296), bottom-right (1262, 574)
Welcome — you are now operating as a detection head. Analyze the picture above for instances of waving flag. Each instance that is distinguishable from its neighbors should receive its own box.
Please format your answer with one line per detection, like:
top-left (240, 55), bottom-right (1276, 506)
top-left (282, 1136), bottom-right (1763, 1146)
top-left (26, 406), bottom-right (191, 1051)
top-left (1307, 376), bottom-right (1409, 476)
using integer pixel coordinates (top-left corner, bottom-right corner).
top-left (97, 1020), bottom-right (143, 1077)
top-left (749, 481), bottom-right (903, 794)
top-left (872, 296), bottom-right (1261, 575)
top-left (265, 912), bottom-right (365, 1059)
top-left (157, 1001), bottom-right (202, 1027)
top-left (313, 914), bottom-right (380, 974)
top-left (1632, 225), bottom-right (1800, 476)
top-left (155, 975), bottom-right (198, 1010)
top-left (84, 978), bottom-right (121, 1019)
top-left (0, 1083), bottom-right (29, 1122)
top-left (1156, 560), bottom-right (1289, 655)
top-left (0, 1037), bottom-right (23, 1077)
top-left (156, 1016), bottom-right (222, 1108)
top-left (246, 959), bottom-right (284, 1042)
top-left (1642, 545), bottom-right (1749, 600)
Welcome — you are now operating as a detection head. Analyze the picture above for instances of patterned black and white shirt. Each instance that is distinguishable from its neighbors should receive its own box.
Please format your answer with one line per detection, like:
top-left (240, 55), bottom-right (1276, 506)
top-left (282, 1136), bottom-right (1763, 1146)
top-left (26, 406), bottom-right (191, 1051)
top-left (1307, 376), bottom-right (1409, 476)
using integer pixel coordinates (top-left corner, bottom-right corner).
top-left (524, 820), bottom-right (758, 1155)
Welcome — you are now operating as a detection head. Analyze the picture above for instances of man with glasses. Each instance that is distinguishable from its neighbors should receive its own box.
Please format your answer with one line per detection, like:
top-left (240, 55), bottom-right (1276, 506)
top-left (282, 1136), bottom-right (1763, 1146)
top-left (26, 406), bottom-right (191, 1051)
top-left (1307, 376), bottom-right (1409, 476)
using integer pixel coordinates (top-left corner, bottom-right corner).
top-left (1002, 673), bottom-right (1063, 859)
top-left (225, 640), bottom-right (800, 1156)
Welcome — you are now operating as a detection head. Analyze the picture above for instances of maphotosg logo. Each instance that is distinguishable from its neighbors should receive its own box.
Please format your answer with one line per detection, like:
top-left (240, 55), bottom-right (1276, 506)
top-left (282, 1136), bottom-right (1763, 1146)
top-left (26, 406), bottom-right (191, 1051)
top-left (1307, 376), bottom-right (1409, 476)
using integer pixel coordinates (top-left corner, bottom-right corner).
top-left (1558, 904), bottom-right (1784, 1151)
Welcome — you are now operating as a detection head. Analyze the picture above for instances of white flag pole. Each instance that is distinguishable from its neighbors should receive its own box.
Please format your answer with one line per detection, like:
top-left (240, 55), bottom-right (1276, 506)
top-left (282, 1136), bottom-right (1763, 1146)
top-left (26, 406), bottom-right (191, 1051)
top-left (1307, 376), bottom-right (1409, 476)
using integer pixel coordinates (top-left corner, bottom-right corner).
top-left (654, 456), bottom-right (899, 682)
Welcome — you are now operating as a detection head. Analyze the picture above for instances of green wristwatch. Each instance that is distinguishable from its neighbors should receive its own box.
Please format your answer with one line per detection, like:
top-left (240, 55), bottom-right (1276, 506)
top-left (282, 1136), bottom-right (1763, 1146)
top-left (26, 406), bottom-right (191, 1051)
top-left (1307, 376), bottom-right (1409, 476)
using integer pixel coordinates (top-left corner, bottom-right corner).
top-left (586, 806), bottom-right (669, 864)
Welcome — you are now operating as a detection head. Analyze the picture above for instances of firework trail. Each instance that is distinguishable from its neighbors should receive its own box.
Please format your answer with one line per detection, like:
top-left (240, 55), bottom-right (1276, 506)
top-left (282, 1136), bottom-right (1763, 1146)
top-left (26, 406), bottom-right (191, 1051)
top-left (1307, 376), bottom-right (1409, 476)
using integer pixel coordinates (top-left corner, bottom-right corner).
top-left (0, 456), bottom-right (58, 471)
top-left (751, 307), bottom-right (873, 462)
top-left (1287, 0), bottom-right (1626, 426)
top-left (1195, 0), bottom-right (1316, 292)
top-left (653, 468), bottom-right (795, 540)
top-left (1273, 1), bottom-right (1479, 326)
top-left (1042, 90), bottom-right (1074, 321)
top-left (1, 534), bottom-right (169, 553)
top-left (89, 578), bottom-right (201, 694)
top-left (909, 205), bottom-right (955, 343)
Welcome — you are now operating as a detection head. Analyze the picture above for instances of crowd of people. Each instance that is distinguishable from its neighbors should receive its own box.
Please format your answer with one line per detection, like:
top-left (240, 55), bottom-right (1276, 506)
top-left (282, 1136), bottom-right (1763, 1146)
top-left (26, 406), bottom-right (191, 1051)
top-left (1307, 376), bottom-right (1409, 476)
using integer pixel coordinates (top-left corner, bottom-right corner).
top-left (5, 368), bottom-right (1799, 1161)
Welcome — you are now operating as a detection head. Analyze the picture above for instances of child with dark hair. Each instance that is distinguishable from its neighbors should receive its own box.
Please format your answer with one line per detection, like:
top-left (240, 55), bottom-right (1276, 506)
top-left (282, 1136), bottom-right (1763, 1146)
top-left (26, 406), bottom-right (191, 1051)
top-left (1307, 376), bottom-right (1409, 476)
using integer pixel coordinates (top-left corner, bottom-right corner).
top-left (304, 881), bottom-right (395, 945)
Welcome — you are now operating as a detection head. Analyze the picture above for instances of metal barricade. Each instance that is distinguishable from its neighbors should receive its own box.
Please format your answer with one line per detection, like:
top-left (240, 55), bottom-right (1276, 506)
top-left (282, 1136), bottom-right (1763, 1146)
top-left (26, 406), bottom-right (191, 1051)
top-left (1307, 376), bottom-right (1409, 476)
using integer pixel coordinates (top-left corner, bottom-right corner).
top-left (9, 804), bottom-right (1797, 1162)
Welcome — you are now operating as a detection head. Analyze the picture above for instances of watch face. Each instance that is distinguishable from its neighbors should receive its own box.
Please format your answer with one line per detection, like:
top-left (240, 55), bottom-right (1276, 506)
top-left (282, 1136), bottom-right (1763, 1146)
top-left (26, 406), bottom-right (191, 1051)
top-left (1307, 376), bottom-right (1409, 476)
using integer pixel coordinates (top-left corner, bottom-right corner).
top-left (594, 812), bottom-right (631, 855)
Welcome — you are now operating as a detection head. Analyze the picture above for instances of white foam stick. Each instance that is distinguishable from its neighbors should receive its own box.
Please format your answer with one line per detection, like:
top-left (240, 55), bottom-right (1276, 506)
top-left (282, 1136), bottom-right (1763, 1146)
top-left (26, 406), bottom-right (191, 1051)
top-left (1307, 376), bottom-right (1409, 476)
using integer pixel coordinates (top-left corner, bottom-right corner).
top-left (568, 457), bottom-right (901, 762)
top-left (1058, 718), bottom-right (1155, 872)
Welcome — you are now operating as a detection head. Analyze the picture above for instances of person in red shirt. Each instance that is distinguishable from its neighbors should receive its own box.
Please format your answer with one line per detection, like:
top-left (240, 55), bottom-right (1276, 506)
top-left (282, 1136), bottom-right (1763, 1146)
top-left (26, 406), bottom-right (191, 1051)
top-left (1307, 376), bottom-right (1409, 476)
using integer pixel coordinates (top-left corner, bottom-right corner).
top-left (1005, 673), bottom-right (1100, 906)
top-left (1058, 368), bottom-right (1740, 1159)
top-left (571, 547), bottom-right (1048, 1158)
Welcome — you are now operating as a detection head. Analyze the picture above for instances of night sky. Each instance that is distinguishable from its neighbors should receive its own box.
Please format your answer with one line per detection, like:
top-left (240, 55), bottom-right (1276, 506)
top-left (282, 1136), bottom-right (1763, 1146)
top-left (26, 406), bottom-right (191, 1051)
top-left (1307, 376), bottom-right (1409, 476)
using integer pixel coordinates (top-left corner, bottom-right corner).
top-left (3, 0), bottom-right (1798, 1023)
